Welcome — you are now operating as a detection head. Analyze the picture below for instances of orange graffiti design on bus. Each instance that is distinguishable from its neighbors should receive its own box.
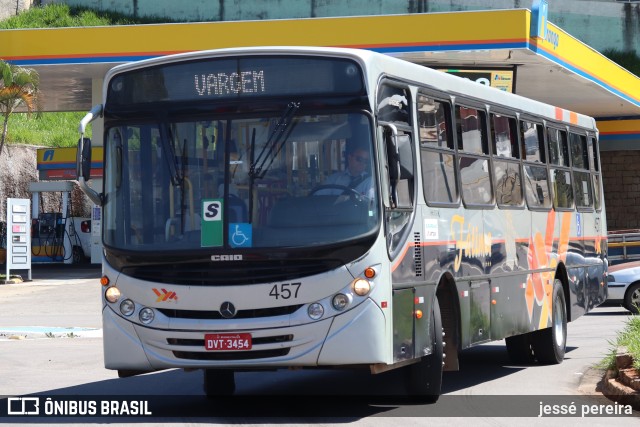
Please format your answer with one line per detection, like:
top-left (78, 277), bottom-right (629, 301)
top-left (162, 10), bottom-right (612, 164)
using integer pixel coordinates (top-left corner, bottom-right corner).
top-left (525, 211), bottom-right (571, 329)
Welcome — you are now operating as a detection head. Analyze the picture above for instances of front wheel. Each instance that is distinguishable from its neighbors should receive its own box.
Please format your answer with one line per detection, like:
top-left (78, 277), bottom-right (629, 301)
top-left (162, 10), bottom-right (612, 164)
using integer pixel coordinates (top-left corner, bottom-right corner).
top-left (623, 283), bottom-right (640, 314)
top-left (405, 298), bottom-right (443, 402)
top-left (531, 279), bottom-right (567, 364)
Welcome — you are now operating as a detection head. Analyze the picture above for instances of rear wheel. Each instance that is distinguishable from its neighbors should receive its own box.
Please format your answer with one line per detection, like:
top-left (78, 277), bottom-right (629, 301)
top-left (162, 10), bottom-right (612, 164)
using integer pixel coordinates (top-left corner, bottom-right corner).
top-left (406, 298), bottom-right (443, 402)
top-left (531, 279), bottom-right (567, 364)
top-left (623, 283), bottom-right (640, 314)
top-left (203, 369), bottom-right (235, 398)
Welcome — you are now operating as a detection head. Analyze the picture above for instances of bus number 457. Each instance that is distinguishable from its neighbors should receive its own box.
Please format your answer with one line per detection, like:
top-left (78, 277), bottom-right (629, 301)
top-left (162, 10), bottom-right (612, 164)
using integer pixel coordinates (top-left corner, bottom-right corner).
top-left (269, 283), bottom-right (301, 300)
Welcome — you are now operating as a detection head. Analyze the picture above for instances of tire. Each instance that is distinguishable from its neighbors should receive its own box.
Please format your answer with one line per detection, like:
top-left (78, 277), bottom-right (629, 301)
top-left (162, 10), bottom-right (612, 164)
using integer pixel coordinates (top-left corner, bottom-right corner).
top-left (406, 298), bottom-right (443, 402)
top-left (531, 279), bottom-right (567, 364)
top-left (72, 246), bottom-right (84, 264)
top-left (623, 283), bottom-right (640, 314)
top-left (203, 369), bottom-right (235, 398)
top-left (505, 332), bottom-right (536, 365)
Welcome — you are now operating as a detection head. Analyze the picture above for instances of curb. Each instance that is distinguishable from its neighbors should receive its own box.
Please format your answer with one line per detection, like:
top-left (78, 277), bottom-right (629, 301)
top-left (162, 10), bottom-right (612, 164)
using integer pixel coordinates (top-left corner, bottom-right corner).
top-left (601, 369), bottom-right (640, 410)
top-left (0, 326), bottom-right (102, 340)
top-left (0, 276), bottom-right (24, 285)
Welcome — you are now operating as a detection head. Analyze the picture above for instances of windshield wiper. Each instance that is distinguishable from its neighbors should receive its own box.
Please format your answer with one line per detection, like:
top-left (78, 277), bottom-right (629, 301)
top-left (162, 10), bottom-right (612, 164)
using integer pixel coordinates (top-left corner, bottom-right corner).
top-left (159, 124), bottom-right (181, 186)
top-left (249, 102), bottom-right (300, 179)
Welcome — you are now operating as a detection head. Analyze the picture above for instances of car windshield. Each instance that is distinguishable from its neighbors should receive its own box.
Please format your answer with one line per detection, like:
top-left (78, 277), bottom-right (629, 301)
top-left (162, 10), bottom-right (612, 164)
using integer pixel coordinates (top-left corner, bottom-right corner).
top-left (102, 112), bottom-right (378, 251)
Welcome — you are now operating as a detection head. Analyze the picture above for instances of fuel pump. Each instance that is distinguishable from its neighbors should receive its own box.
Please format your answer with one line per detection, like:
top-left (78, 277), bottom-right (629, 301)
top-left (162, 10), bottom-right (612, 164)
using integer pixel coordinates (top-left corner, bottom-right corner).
top-left (27, 181), bottom-right (90, 264)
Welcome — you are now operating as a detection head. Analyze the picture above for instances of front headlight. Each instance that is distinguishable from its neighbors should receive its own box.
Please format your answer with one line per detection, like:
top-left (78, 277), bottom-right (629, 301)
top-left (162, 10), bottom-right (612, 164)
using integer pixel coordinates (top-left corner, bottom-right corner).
top-left (308, 303), bottom-right (324, 320)
top-left (332, 293), bottom-right (351, 311)
top-left (120, 299), bottom-right (135, 316)
top-left (105, 286), bottom-right (121, 303)
top-left (139, 307), bottom-right (155, 324)
top-left (352, 278), bottom-right (371, 296)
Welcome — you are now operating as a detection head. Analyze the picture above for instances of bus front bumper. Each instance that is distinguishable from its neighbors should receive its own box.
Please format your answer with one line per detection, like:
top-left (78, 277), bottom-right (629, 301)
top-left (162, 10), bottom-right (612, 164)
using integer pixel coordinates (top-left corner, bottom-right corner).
top-left (102, 298), bottom-right (387, 371)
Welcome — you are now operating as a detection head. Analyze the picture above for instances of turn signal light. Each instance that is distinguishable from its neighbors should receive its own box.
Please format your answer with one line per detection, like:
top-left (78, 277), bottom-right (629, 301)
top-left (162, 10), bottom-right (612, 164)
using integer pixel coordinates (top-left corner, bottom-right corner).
top-left (364, 267), bottom-right (376, 279)
top-left (100, 276), bottom-right (110, 286)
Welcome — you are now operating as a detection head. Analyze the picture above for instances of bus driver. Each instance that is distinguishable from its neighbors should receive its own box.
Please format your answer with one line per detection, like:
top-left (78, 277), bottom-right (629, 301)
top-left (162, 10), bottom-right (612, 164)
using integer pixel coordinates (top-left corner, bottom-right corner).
top-left (318, 143), bottom-right (374, 199)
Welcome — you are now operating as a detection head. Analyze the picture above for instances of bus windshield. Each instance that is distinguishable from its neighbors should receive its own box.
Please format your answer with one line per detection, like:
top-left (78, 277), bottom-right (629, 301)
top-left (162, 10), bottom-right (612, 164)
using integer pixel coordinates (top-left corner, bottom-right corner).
top-left (102, 111), bottom-right (378, 251)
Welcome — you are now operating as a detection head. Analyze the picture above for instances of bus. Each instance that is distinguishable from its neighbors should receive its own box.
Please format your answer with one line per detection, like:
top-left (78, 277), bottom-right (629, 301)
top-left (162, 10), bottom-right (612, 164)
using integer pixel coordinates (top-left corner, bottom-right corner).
top-left (76, 46), bottom-right (607, 400)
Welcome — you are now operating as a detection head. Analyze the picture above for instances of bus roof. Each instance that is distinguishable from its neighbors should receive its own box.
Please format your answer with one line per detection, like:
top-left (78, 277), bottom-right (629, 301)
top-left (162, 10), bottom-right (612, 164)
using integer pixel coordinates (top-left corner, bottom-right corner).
top-left (103, 45), bottom-right (597, 130)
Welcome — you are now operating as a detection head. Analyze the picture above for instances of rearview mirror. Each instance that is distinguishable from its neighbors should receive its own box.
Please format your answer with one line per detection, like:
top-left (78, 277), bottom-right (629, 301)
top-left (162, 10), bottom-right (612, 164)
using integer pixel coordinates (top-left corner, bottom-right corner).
top-left (77, 137), bottom-right (92, 180)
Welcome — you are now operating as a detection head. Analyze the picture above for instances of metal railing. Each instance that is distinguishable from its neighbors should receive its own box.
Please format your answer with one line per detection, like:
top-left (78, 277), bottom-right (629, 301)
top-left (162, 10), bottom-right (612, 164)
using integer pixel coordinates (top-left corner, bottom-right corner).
top-left (608, 230), bottom-right (640, 264)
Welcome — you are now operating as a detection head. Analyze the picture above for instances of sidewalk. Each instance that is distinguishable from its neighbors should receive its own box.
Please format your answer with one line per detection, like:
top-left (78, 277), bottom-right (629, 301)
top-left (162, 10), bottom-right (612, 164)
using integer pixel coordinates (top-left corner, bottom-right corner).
top-left (2, 262), bottom-right (101, 283)
top-left (0, 263), bottom-right (103, 339)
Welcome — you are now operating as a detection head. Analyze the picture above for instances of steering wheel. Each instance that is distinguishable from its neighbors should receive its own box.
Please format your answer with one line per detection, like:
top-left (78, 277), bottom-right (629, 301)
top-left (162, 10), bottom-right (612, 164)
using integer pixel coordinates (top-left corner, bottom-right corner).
top-left (309, 184), bottom-right (363, 202)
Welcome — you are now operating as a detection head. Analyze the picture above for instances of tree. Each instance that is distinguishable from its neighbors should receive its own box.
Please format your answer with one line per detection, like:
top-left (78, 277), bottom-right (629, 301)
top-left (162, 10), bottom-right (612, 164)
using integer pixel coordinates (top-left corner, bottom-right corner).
top-left (0, 59), bottom-right (40, 156)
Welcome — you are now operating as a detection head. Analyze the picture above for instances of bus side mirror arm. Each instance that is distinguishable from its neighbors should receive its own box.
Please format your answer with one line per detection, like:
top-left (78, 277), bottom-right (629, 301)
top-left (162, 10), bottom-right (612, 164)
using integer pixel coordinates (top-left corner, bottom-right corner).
top-left (76, 104), bottom-right (104, 206)
top-left (383, 124), bottom-right (401, 208)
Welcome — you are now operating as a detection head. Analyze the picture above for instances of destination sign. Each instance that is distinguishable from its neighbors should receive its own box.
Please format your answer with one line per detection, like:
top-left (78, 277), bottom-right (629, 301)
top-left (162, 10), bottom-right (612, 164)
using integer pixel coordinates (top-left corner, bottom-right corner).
top-left (194, 70), bottom-right (265, 96)
top-left (106, 56), bottom-right (364, 106)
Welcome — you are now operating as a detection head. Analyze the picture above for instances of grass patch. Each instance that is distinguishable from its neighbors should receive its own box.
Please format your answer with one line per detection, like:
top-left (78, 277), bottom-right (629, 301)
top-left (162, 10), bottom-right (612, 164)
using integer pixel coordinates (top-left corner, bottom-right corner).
top-left (600, 313), bottom-right (640, 373)
top-left (5, 112), bottom-right (90, 148)
top-left (0, 3), bottom-right (174, 29)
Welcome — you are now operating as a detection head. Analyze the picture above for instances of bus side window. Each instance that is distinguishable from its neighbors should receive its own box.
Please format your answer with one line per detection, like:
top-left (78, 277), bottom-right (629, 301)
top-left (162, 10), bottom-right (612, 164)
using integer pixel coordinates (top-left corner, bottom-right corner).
top-left (456, 106), bottom-right (488, 155)
top-left (381, 122), bottom-right (415, 256)
top-left (491, 113), bottom-right (522, 207)
top-left (588, 136), bottom-right (602, 211)
top-left (378, 85), bottom-right (411, 127)
top-left (456, 105), bottom-right (492, 207)
top-left (520, 120), bottom-right (546, 163)
top-left (378, 82), bottom-right (414, 210)
top-left (418, 94), bottom-right (454, 150)
top-left (548, 127), bottom-right (574, 210)
top-left (520, 120), bottom-right (551, 209)
top-left (523, 164), bottom-right (551, 208)
top-left (548, 127), bottom-right (570, 167)
top-left (383, 126), bottom-right (414, 209)
top-left (418, 94), bottom-right (458, 206)
top-left (570, 132), bottom-right (593, 211)
top-left (551, 169), bottom-right (574, 209)
top-left (491, 114), bottom-right (519, 158)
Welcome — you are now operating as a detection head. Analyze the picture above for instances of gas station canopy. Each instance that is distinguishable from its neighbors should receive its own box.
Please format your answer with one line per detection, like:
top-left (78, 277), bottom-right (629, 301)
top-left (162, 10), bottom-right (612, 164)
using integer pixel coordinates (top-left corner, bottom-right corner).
top-left (1, 9), bottom-right (639, 144)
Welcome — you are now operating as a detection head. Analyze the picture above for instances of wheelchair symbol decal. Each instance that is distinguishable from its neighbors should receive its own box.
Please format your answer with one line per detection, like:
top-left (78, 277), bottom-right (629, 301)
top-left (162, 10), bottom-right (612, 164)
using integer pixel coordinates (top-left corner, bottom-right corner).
top-left (229, 223), bottom-right (252, 248)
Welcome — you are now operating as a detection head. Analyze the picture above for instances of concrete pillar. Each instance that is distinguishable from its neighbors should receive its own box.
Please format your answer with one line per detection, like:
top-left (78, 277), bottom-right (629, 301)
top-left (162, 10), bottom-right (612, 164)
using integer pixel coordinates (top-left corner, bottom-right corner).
top-left (0, 0), bottom-right (34, 21)
top-left (89, 77), bottom-right (104, 264)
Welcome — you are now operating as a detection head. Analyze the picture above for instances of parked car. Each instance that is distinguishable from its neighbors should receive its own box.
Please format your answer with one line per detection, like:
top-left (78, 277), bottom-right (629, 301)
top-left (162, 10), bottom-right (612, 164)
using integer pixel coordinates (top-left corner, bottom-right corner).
top-left (607, 261), bottom-right (640, 313)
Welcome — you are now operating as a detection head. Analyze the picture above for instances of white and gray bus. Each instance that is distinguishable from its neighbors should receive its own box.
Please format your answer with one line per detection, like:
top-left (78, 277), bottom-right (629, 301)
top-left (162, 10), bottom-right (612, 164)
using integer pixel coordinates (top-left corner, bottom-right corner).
top-left (77, 46), bottom-right (607, 400)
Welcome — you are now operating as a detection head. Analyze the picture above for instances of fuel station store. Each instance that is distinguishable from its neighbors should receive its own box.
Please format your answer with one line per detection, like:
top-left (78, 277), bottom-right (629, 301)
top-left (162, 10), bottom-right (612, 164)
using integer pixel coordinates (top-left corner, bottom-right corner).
top-left (1, 6), bottom-right (640, 251)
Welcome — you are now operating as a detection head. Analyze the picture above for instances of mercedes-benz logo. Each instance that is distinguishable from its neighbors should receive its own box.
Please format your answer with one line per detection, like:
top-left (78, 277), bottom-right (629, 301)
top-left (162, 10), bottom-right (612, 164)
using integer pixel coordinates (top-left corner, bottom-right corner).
top-left (219, 301), bottom-right (237, 319)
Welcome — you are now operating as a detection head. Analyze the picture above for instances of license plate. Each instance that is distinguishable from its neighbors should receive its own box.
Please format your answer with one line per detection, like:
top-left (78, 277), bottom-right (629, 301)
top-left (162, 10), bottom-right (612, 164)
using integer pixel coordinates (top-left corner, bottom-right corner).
top-left (204, 333), bottom-right (252, 351)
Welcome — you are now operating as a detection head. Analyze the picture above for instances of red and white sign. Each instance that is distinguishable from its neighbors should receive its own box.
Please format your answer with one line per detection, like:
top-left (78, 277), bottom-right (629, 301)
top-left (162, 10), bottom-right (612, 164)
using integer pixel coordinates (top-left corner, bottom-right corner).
top-left (205, 333), bottom-right (252, 351)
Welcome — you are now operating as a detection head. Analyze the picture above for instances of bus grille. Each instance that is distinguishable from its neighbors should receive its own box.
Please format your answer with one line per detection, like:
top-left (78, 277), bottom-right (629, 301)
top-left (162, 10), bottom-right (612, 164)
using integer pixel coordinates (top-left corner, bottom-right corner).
top-left (168, 335), bottom-right (293, 361)
top-left (168, 335), bottom-right (293, 346)
top-left (157, 305), bottom-right (303, 319)
top-left (172, 348), bottom-right (290, 360)
top-left (121, 259), bottom-right (341, 286)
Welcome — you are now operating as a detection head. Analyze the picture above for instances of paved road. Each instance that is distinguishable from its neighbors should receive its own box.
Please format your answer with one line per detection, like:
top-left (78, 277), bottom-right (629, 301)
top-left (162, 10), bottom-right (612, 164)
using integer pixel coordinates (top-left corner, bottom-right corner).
top-left (0, 264), bottom-right (638, 425)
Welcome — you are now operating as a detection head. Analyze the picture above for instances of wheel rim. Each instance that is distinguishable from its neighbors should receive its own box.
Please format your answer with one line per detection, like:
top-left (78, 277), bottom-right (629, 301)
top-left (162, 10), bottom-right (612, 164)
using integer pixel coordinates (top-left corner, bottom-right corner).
top-left (553, 295), bottom-right (566, 348)
top-left (630, 288), bottom-right (640, 307)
